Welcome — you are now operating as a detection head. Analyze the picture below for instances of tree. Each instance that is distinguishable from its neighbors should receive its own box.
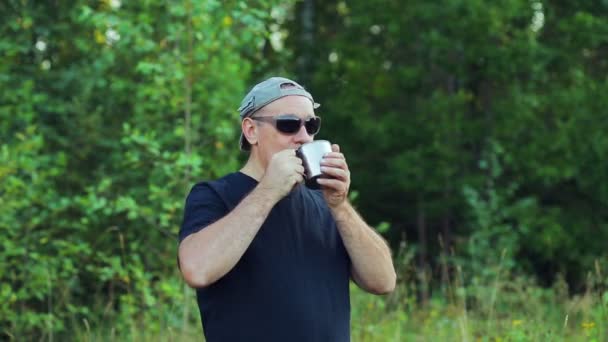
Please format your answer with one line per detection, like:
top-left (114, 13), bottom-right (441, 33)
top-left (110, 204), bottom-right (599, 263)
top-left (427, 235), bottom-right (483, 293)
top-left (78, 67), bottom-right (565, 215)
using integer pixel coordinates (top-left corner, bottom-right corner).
top-left (283, 0), bottom-right (608, 291)
top-left (0, 0), bottom-right (288, 338)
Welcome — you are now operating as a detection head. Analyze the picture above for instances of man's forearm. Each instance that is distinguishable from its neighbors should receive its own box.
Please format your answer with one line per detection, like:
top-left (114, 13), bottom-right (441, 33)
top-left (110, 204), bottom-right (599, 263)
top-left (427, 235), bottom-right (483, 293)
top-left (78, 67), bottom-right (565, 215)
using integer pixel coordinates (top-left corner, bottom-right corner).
top-left (178, 186), bottom-right (278, 288)
top-left (331, 201), bottom-right (396, 294)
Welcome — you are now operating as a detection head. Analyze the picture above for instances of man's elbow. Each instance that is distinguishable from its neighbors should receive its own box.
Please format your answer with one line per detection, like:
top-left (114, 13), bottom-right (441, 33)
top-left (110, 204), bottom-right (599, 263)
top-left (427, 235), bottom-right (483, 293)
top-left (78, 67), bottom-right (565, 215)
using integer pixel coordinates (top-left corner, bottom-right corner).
top-left (354, 270), bottom-right (397, 295)
top-left (178, 253), bottom-right (214, 288)
top-left (378, 280), bottom-right (397, 295)
top-left (368, 276), bottom-right (396, 295)
top-left (180, 266), bottom-right (211, 288)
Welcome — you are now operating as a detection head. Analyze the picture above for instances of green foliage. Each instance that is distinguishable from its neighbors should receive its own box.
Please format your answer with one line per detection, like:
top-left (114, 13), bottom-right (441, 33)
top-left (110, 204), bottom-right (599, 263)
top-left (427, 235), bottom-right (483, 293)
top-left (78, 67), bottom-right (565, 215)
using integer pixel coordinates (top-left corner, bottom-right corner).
top-left (286, 0), bottom-right (608, 290)
top-left (1, 0), bottom-right (287, 338)
top-left (3, 0), bottom-right (608, 339)
top-left (0, 124), bottom-right (76, 338)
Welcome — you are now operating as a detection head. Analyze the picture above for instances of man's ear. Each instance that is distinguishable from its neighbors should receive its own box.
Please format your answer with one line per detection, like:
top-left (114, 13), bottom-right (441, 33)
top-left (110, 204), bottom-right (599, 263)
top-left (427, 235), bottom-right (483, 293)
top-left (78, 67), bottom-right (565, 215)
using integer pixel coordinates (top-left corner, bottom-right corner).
top-left (242, 118), bottom-right (258, 147)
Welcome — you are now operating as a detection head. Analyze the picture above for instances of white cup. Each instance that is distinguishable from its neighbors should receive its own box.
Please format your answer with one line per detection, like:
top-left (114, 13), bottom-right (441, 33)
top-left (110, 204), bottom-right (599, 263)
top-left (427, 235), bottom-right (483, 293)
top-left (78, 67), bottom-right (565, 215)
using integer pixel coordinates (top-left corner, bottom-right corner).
top-left (296, 140), bottom-right (333, 189)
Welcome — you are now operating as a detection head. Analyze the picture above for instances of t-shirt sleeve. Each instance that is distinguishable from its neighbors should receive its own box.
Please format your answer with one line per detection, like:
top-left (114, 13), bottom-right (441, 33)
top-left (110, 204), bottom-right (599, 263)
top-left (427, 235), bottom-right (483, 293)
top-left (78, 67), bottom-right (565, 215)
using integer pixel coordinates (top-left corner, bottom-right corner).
top-left (179, 182), bottom-right (228, 243)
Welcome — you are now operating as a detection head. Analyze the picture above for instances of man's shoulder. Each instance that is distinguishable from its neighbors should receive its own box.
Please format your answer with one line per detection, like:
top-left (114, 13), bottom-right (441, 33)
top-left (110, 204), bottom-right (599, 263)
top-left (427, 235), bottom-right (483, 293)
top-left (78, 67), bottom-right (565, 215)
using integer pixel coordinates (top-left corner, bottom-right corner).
top-left (188, 172), bottom-right (257, 209)
top-left (190, 172), bottom-right (248, 191)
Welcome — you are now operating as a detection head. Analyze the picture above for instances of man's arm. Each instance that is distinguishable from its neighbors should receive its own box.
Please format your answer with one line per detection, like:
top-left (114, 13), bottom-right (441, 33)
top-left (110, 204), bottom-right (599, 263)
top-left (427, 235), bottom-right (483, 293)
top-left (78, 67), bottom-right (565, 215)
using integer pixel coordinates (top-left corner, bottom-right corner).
top-left (179, 186), bottom-right (277, 288)
top-left (330, 201), bottom-right (396, 294)
top-left (178, 149), bottom-right (305, 288)
top-left (317, 144), bottom-right (396, 294)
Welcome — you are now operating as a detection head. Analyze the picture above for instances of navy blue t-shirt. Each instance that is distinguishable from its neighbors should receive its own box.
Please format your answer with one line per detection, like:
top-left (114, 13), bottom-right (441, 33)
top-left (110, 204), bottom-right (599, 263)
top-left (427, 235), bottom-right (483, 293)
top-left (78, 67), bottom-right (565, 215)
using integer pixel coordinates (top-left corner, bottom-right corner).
top-left (179, 172), bottom-right (351, 341)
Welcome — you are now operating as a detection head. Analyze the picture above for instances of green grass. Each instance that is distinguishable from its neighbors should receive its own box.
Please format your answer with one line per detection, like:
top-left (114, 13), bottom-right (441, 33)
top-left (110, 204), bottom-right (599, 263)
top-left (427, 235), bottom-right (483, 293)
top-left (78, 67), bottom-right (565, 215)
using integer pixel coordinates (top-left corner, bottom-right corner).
top-left (42, 254), bottom-right (608, 342)
top-left (66, 276), bottom-right (607, 342)
top-left (349, 273), bottom-right (608, 342)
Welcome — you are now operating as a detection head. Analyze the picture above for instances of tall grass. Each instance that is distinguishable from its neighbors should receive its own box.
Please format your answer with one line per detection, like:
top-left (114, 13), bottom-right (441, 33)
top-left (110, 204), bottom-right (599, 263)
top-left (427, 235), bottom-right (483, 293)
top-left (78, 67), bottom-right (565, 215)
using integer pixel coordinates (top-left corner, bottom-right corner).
top-left (69, 257), bottom-right (607, 342)
top-left (350, 254), bottom-right (608, 342)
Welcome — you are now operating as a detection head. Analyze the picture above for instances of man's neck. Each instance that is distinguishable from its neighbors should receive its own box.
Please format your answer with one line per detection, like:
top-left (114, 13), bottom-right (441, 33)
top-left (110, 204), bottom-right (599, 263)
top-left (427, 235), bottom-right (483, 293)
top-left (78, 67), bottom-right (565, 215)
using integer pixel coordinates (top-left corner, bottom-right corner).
top-left (240, 153), bottom-right (265, 181)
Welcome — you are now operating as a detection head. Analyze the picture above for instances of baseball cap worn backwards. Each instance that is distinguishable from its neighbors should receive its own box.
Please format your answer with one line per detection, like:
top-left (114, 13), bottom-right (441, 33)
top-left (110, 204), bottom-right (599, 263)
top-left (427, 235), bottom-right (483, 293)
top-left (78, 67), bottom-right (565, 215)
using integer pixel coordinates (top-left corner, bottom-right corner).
top-left (238, 76), bottom-right (320, 151)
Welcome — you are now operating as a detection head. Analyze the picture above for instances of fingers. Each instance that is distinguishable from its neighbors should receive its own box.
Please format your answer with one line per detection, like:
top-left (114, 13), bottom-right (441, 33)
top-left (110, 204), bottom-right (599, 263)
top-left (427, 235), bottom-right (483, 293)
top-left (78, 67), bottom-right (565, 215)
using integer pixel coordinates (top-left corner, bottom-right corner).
top-left (321, 151), bottom-right (349, 179)
top-left (317, 177), bottom-right (347, 192)
top-left (287, 151), bottom-right (304, 180)
top-left (270, 148), bottom-right (305, 183)
top-left (277, 148), bottom-right (297, 159)
top-left (320, 165), bottom-right (349, 181)
top-left (320, 147), bottom-right (350, 183)
top-left (296, 164), bottom-right (305, 176)
top-left (321, 155), bottom-right (348, 169)
top-left (275, 148), bottom-right (302, 165)
top-left (321, 152), bottom-right (345, 160)
top-left (292, 172), bottom-right (304, 185)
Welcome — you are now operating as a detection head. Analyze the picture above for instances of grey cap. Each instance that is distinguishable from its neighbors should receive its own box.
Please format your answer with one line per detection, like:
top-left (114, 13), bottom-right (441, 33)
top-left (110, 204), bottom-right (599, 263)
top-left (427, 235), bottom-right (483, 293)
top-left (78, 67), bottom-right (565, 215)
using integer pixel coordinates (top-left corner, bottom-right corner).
top-left (238, 76), bottom-right (320, 151)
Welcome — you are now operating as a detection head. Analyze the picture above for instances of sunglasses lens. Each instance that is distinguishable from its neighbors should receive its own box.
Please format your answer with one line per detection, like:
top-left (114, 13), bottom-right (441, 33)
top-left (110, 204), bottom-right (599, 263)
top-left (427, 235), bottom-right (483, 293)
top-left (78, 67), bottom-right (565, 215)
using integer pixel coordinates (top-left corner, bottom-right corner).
top-left (305, 117), bottom-right (321, 135)
top-left (271, 116), bottom-right (321, 135)
top-left (275, 118), bottom-right (302, 134)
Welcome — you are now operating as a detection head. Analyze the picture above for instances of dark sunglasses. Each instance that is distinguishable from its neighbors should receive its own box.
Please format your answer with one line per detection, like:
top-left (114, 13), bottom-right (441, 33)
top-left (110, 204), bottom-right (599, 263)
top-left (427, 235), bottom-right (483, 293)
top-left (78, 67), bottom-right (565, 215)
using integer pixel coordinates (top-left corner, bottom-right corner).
top-left (251, 115), bottom-right (321, 135)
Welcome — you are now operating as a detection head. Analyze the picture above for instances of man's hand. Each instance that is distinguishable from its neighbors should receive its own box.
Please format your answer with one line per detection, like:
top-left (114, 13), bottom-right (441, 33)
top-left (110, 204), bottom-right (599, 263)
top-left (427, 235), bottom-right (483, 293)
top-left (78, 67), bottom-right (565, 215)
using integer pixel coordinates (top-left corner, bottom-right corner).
top-left (259, 149), bottom-right (305, 202)
top-left (317, 144), bottom-right (351, 208)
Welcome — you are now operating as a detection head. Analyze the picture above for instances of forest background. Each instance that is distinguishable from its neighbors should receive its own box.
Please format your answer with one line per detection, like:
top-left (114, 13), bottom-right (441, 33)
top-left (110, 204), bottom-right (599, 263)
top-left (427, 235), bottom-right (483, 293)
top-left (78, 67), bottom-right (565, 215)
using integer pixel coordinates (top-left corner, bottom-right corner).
top-left (1, 0), bottom-right (607, 341)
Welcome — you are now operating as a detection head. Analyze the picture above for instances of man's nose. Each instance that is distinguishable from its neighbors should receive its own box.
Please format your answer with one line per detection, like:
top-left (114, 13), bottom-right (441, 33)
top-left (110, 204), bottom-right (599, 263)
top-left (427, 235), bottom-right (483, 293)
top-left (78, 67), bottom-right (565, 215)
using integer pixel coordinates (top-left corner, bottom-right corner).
top-left (293, 124), bottom-right (313, 144)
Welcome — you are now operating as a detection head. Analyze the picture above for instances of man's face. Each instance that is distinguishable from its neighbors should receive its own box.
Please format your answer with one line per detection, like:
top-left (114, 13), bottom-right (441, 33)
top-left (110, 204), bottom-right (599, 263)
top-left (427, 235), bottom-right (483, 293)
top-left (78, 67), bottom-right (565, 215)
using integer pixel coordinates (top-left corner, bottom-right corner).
top-left (249, 95), bottom-right (317, 166)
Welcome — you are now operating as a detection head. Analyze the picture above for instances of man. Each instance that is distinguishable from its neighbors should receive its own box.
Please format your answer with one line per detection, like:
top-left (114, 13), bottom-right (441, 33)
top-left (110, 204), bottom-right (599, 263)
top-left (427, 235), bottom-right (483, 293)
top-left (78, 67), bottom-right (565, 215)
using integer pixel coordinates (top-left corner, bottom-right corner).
top-left (178, 77), bottom-right (396, 341)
